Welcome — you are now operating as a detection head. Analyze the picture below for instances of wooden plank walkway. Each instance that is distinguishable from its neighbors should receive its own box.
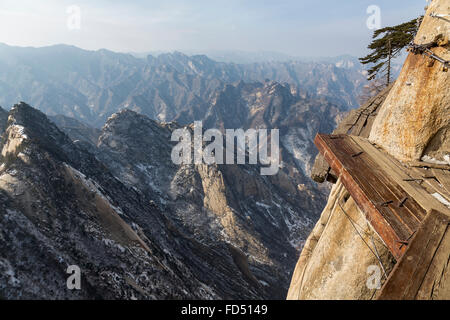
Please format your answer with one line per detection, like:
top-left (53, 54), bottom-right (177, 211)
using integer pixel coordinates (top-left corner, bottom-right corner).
top-left (315, 133), bottom-right (430, 259)
top-left (377, 209), bottom-right (450, 300)
top-left (349, 137), bottom-right (450, 215)
top-left (314, 133), bottom-right (450, 299)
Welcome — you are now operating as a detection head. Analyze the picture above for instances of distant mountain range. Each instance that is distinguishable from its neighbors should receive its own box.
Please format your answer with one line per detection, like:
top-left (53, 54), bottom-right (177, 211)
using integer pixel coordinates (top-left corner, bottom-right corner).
top-left (0, 43), bottom-right (370, 127)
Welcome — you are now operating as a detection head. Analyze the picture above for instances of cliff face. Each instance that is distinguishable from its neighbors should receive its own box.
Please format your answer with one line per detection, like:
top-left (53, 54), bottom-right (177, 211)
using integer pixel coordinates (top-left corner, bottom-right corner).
top-left (288, 0), bottom-right (450, 300)
top-left (287, 179), bottom-right (395, 299)
top-left (369, 0), bottom-right (450, 163)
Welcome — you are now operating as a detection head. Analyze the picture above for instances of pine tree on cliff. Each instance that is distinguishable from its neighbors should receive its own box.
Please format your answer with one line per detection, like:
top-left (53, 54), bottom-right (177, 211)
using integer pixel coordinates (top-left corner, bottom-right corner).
top-left (359, 16), bottom-right (423, 86)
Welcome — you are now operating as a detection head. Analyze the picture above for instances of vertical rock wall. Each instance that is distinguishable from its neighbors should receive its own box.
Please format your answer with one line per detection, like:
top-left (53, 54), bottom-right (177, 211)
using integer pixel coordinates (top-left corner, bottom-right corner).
top-left (369, 0), bottom-right (450, 163)
top-left (287, 179), bottom-right (395, 299)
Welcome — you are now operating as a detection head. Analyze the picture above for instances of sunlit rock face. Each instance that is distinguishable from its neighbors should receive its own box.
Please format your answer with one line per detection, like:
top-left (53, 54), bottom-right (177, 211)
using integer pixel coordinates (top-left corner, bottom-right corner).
top-left (369, 0), bottom-right (450, 163)
top-left (287, 179), bottom-right (395, 300)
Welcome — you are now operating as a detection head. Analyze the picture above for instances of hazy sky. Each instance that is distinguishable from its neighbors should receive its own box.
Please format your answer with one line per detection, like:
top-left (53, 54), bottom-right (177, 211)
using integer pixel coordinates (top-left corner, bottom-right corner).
top-left (0, 0), bottom-right (427, 57)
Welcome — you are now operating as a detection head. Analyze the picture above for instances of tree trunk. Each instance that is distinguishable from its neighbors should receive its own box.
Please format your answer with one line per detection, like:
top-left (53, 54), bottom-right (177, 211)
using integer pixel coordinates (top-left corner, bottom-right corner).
top-left (387, 39), bottom-right (392, 86)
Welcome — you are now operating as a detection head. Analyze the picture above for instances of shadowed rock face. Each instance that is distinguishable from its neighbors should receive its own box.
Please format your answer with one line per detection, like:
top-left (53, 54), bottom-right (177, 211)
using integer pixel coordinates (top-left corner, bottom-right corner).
top-left (0, 107), bottom-right (7, 134)
top-left (93, 103), bottom-right (329, 298)
top-left (0, 103), bottom-right (218, 299)
top-left (49, 114), bottom-right (101, 146)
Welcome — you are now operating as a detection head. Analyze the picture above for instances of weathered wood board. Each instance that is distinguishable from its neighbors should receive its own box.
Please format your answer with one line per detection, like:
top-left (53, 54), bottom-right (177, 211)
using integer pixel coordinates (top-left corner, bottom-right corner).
top-left (350, 136), bottom-right (450, 215)
top-left (310, 84), bottom-right (394, 183)
top-left (377, 210), bottom-right (450, 300)
top-left (315, 134), bottom-right (428, 259)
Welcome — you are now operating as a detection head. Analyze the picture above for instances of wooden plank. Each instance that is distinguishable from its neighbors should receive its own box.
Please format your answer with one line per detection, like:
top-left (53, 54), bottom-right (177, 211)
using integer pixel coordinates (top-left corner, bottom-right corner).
top-left (409, 160), bottom-right (450, 171)
top-left (432, 168), bottom-right (450, 200)
top-left (359, 113), bottom-right (379, 137)
top-left (412, 167), bottom-right (450, 202)
top-left (333, 137), bottom-right (421, 235)
top-left (415, 225), bottom-right (450, 299)
top-left (377, 210), bottom-right (450, 300)
top-left (351, 136), bottom-right (450, 215)
top-left (349, 137), bottom-right (426, 223)
top-left (315, 134), bottom-right (409, 259)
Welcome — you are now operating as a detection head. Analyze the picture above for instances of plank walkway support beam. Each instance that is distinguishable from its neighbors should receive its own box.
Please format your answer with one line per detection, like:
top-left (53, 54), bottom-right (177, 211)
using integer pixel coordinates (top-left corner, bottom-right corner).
top-left (377, 210), bottom-right (450, 300)
top-left (314, 133), bottom-right (428, 259)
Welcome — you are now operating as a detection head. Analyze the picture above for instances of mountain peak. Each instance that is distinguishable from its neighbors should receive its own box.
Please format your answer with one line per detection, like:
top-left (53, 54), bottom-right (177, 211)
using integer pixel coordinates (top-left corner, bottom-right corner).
top-left (8, 102), bottom-right (67, 141)
top-left (2, 102), bottom-right (75, 164)
top-left (101, 108), bottom-right (173, 151)
top-left (104, 108), bottom-right (157, 129)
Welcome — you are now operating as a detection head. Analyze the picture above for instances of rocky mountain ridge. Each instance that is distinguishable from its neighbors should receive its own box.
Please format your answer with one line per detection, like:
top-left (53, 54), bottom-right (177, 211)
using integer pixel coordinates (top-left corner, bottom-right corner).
top-left (0, 101), bottom-right (327, 299)
top-left (0, 43), bottom-right (366, 127)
